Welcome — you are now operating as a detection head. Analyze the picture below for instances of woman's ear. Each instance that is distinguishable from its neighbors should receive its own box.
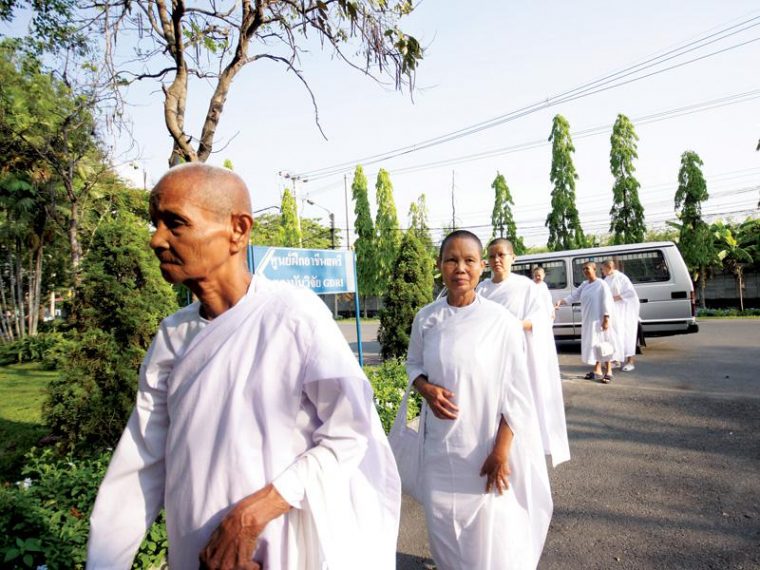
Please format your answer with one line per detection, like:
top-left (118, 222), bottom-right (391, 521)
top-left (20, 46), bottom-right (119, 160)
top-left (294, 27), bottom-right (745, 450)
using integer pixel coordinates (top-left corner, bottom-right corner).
top-left (230, 212), bottom-right (254, 253)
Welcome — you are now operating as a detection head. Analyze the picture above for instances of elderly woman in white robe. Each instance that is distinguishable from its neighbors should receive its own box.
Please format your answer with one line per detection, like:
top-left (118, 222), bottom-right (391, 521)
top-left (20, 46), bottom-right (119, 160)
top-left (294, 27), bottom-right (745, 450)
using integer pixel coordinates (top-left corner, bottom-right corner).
top-left (556, 261), bottom-right (619, 383)
top-left (602, 260), bottom-right (640, 372)
top-left (400, 230), bottom-right (552, 570)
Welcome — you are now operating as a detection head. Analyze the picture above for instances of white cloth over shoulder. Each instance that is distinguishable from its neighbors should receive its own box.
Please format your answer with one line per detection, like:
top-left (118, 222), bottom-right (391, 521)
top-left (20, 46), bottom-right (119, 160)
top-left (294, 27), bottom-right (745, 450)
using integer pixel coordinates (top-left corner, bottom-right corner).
top-left (605, 270), bottom-right (640, 359)
top-left (535, 280), bottom-right (555, 320)
top-left (478, 276), bottom-right (570, 467)
top-left (564, 278), bottom-right (620, 365)
top-left (87, 276), bottom-right (400, 570)
top-left (403, 295), bottom-right (552, 570)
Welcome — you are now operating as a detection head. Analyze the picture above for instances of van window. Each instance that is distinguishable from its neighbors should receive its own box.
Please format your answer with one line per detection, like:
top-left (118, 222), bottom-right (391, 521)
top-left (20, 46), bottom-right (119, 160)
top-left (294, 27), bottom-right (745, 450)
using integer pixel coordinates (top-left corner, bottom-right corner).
top-left (513, 260), bottom-right (567, 289)
top-left (571, 250), bottom-right (671, 286)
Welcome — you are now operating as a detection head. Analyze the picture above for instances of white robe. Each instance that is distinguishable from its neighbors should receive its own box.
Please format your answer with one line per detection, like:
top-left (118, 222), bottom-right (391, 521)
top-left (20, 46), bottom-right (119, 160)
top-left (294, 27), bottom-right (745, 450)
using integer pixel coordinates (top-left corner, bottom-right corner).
top-left (405, 295), bottom-right (552, 570)
top-left (605, 270), bottom-right (640, 359)
top-left (563, 278), bottom-right (619, 365)
top-left (87, 275), bottom-right (400, 570)
top-left (477, 276), bottom-right (570, 467)
top-left (535, 280), bottom-right (555, 321)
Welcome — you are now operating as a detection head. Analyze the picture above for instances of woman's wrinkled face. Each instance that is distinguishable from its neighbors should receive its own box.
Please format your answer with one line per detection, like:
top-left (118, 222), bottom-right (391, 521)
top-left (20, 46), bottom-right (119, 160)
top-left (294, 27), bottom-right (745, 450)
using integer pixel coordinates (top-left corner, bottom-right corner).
top-left (438, 237), bottom-right (485, 298)
top-left (487, 242), bottom-right (515, 280)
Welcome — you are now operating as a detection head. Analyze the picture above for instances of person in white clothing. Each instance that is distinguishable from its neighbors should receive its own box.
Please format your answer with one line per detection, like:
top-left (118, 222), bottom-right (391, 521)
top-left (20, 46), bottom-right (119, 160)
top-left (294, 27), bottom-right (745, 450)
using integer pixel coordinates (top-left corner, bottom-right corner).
top-left (404, 230), bottom-right (552, 570)
top-left (477, 239), bottom-right (570, 468)
top-left (601, 260), bottom-right (640, 372)
top-left (555, 261), bottom-right (619, 383)
top-left (532, 265), bottom-right (556, 321)
top-left (86, 164), bottom-right (400, 570)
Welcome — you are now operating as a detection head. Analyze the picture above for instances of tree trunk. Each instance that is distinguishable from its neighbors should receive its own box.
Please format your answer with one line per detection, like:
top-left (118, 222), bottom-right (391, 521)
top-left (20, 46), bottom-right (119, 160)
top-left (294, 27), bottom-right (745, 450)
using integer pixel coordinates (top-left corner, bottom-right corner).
top-left (737, 267), bottom-right (745, 312)
top-left (0, 274), bottom-right (13, 342)
top-left (68, 195), bottom-right (83, 287)
top-left (29, 244), bottom-right (43, 335)
top-left (698, 269), bottom-right (707, 309)
top-left (14, 246), bottom-right (26, 338)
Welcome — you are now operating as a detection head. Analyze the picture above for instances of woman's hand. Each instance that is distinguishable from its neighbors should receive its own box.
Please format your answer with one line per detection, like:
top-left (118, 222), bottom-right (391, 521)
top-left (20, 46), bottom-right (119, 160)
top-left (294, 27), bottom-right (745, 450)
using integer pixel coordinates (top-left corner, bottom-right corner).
top-left (414, 376), bottom-right (458, 420)
top-left (480, 450), bottom-right (511, 495)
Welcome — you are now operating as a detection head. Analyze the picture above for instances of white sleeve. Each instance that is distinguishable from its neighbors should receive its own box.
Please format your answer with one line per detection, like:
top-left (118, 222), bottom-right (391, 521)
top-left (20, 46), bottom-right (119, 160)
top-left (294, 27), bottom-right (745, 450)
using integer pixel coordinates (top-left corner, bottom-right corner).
top-left (272, 311), bottom-right (372, 508)
top-left (564, 282), bottom-right (583, 305)
top-left (86, 331), bottom-right (172, 570)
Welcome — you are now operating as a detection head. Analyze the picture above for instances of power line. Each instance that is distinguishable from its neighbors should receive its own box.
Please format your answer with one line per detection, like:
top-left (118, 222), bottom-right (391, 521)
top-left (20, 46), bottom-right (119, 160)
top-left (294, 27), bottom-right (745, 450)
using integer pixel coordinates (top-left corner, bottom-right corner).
top-left (297, 16), bottom-right (760, 181)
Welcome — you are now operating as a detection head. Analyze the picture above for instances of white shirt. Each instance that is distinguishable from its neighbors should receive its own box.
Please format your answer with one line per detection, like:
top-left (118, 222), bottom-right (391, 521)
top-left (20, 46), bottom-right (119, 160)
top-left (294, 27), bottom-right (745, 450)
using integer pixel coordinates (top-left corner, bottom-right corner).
top-left (87, 276), bottom-right (400, 570)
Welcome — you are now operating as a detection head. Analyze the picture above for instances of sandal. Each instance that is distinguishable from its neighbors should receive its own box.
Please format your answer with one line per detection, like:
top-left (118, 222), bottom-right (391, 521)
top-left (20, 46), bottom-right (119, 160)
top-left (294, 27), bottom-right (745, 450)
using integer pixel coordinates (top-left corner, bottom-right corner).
top-left (584, 371), bottom-right (603, 380)
top-left (601, 373), bottom-right (613, 384)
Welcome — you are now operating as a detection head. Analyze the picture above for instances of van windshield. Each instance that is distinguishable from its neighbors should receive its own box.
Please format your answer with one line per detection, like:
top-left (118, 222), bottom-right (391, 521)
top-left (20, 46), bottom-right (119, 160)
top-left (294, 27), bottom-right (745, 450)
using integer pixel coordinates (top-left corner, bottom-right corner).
top-left (571, 250), bottom-right (671, 286)
top-left (513, 260), bottom-right (567, 289)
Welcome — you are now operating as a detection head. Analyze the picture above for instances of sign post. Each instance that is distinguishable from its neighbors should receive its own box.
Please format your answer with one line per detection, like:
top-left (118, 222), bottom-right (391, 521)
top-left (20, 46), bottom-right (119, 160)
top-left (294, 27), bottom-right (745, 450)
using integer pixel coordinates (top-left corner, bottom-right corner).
top-left (250, 246), bottom-right (364, 365)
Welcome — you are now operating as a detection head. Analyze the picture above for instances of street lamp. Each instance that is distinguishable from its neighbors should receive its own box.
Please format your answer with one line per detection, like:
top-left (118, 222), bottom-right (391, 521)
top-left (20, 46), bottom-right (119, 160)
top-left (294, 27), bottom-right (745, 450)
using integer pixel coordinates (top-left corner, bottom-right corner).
top-left (306, 199), bottom-right (336, 250)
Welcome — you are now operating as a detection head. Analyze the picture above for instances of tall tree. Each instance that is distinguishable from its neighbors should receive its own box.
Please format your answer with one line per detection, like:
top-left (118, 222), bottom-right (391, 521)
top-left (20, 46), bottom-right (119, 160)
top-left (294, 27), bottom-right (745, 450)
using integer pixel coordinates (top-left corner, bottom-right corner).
top-left (66, 1), bottom-right (424, 165)
top-left (609, 114), bottom-right (646, 244)
top-left (251, 212), bottom-right (337, 249)
top-left (711, 220), bottom-right (754, 311)
top-left (0, 40), bottom-right (109, 285)
top-left (374, 168), bottom-right (401, 294)
top-left (546, 114), bottom-right (586, 251)
top-left (377, 230), bottom-right (433, 359)
top-left (352, 165), bottom-right (377, 308)
top-left (674, 150), bottom-right (713, 308)
top-left (490, 171), bottom-right (525, 254)
top-left (279, 188), bottom-right (302, 247)
top-left (408, 193), bottom-right (434, 254)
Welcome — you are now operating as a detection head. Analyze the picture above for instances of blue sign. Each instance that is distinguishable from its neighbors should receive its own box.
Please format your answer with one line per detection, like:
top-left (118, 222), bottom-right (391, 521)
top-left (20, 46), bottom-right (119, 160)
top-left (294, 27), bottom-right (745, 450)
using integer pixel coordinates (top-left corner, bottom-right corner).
top-left (250, 246), bottom-right (356, 294)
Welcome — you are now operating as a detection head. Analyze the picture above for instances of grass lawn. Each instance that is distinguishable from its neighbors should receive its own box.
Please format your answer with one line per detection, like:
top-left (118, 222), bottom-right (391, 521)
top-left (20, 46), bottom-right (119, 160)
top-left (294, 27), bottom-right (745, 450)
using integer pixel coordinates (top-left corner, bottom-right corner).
top-left (0, 363), bottom-right (56, 482)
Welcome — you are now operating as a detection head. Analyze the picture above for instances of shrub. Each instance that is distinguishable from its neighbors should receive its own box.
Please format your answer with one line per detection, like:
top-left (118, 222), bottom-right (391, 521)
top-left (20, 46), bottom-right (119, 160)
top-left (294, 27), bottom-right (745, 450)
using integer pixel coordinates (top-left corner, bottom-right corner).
top-left (377, 232), bottom-right (434, 359)
top-left (365, 359), bottom-right (420, 433)
top-left (697, 307), bottom-right (760, 317)
top-left (44, 212), bottom-right (177, 451)
top-left (0, 333), bottom-right (72, 369)
top-left (0, 447), bottom-right (167, 569)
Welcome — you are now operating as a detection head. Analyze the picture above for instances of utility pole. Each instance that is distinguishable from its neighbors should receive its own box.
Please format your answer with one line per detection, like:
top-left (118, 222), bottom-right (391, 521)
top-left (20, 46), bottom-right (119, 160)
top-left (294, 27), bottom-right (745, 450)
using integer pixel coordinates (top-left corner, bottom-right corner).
top-left (329, 212), bottom-right (336, 250)
top-left (451, 170), bottom-right (456, 230)
top-left (343, 174), bottom-right (352, 250)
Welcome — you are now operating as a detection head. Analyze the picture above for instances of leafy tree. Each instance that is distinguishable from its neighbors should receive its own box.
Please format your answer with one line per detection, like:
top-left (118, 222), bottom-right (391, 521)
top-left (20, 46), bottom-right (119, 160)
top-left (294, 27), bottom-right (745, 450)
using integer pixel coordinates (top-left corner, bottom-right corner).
top-left (251, 212), bottom-right (337, 250)
top-left (674, 150), bottom-right (713, 308)
top-left (70, 1), bottom-right (423, 164)
top-left (711, 220), bottom-right (755, 311)
top-left (546, 114), bottom-right (586, 251)
top-left (374, 168), bottom-right (401, 294)
top-left (279, 188), bottom-right (302, 247)
top-left (377, 231), bottom-right (433, 359)
top-left (351, 165), bottom-right (377, 316)
top-left (0, 40), bottom-right (110, 284)
top-left (490, 172), bottom-right (525, 254)
top-left (408, 193), bottom-right (435, 254)
top-left (45, 210), bottom-right (178, 450)
top-left (609, 114), bottom-right (646, 244)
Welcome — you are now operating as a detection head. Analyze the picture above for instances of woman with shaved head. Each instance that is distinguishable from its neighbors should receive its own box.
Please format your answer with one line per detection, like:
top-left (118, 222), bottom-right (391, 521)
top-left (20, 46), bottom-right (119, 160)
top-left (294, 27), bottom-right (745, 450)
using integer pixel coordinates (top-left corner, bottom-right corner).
top-left (88, 164), bottom-right (401, 570)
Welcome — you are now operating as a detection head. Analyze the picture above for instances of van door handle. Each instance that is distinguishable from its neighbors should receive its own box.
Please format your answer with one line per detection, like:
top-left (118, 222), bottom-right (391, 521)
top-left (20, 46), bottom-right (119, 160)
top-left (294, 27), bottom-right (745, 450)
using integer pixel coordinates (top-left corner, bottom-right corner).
top-left (640, 299), bottom-right (648, 303)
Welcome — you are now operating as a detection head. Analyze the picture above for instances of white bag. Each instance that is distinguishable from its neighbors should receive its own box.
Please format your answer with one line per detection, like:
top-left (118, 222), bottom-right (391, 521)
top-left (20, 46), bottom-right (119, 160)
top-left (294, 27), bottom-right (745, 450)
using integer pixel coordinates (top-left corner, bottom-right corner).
top-left (594, 326), bottom-right (615, 361)
top-left (388, 383), bottom-right (424, 503)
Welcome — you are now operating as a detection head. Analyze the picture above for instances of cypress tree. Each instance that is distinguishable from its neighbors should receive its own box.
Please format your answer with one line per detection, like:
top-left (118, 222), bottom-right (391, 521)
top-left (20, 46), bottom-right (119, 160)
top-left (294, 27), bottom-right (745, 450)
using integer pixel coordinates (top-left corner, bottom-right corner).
top-left (546, 114), bottom-right (586, 251)
top-left (490, 171), bottom-right (525, 254)
top-left (377, 230), bottom-right (434, 359)
top-left (674, 150), bottom-right (713, 308)
top-left (374, 168), bottom-right (401, 293)
top-left (279, 188), bottom-right (302, 247)
top-left (352, 165), bottom-right (378, 303)
top-left (609, 114), bottom-right (646, 244)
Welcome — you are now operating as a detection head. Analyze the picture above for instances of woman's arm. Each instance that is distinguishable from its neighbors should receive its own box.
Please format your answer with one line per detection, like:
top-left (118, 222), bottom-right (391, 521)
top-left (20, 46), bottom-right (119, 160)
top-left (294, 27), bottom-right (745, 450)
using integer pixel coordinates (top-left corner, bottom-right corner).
top-left (480, 416), bottom-right (513, 494)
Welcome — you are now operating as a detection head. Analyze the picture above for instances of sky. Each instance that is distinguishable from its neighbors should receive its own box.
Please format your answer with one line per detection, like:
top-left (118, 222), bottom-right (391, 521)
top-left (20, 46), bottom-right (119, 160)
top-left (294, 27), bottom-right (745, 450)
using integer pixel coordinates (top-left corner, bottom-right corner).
top-left (6, 1), bottom-right (760, 248)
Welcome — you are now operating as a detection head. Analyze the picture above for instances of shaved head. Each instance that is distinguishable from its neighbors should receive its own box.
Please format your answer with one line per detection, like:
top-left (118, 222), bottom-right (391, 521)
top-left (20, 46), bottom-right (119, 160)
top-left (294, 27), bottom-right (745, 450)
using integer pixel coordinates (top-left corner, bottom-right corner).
top-left (487, 237), bottom-right (514, 254)
top-left (602, 260), bottom-right (616, 270)
top-left (151, 163), bottom-right (252, 221)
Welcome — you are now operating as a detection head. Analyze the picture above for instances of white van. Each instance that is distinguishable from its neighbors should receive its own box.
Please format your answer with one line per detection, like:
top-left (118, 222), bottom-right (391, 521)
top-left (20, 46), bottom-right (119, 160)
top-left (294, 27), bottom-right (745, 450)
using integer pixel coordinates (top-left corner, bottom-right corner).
top-left (513, 241), bottom-right (698, 339)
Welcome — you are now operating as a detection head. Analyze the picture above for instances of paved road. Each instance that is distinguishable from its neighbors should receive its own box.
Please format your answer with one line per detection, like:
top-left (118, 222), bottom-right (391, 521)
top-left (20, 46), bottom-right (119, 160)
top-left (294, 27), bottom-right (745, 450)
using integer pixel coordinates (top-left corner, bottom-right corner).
top-left (341, 319), bottom-right (760, 569)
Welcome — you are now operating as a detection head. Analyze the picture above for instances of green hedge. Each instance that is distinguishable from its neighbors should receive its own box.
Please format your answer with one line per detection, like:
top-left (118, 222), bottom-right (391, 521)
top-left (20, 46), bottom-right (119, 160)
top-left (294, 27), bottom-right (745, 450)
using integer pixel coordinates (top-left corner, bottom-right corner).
top-left (697, 307), bottom-right (760, 317)
top-left (0, 333), bottom-right (73, 370)
top-left (0, 448), bottom-right (167, 570)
